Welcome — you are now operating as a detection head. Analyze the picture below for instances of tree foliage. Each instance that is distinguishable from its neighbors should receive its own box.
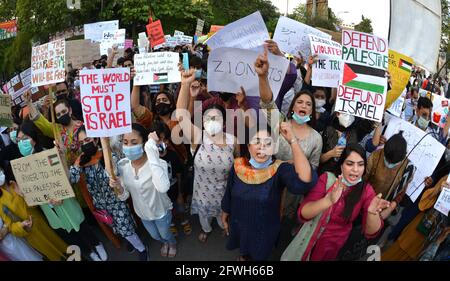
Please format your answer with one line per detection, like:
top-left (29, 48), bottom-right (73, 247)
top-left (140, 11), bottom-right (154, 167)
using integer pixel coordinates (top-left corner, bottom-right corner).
top-left (289, 3), bottom-right (341, 32)
top-left (354, 15), bottom-right (373, 34)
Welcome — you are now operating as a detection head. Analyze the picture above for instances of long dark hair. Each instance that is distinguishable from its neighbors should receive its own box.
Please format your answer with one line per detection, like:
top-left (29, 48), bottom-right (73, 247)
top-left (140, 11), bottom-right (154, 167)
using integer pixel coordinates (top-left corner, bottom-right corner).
top-left (336, 143), bottom-right (367, 220)
top-left (18, 119), bottom-right (53, 152)
top-left (287, 90), bottom-right (317, 128)
top-left (131, 123), bottom-right (148, 144)
top-left (152, 90), bottom-right (176, 116)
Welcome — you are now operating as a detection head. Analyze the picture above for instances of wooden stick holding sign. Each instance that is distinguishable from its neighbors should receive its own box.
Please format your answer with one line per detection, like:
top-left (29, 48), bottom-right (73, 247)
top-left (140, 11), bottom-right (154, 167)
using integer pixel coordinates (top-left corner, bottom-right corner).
top-left (100, 137), bottom-right (119, 196)
top-left (48, 85), bottom-right (60, 145)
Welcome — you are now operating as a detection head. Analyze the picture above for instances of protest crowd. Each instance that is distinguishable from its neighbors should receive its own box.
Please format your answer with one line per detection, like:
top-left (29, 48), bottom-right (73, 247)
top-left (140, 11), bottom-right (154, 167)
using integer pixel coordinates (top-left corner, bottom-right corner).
top-left (1, 8), bottom-right (450, 262)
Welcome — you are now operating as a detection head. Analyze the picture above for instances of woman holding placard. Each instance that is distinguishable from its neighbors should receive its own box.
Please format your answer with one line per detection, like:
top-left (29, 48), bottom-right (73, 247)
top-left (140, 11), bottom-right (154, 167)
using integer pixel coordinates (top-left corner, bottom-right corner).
top-left (176, 69), bottom-right (239, 243)
top-left (109, 123), bottom-right (175, 258)
top-left (0, 164), bottom-right (68, 261)
top-left (69, 125), bottom-right (148, 260)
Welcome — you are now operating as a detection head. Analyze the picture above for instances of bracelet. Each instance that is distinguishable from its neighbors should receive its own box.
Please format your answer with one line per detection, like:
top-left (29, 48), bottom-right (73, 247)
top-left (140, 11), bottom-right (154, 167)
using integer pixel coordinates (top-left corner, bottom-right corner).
top-left (289, 138), bottom-right (298, 144)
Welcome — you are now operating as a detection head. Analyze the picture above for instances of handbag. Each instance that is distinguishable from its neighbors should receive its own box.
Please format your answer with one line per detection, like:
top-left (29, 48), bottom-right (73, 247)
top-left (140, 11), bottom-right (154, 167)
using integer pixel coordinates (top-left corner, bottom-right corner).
top-left (93, 209), bottom-right (114, 225)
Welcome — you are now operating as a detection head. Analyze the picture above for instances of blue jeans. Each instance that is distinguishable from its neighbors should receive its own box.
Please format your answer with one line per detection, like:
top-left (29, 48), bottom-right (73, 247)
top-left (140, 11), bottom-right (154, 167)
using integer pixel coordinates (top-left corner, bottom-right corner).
top-left (141, 211), bottom-right (176, 245)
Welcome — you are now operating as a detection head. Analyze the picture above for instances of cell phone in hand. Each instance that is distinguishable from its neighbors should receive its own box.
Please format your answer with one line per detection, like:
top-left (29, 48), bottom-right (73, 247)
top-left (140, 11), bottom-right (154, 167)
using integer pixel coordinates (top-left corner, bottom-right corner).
top-left (182, 52), bottom-right (189, 71)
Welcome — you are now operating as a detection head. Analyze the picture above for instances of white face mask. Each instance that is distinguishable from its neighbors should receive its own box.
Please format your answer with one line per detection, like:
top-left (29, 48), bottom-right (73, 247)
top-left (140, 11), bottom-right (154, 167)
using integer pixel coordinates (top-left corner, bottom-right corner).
top-left (315, 99), bottom-right (326, 109)
top-left (204, 120), bottom-right (223, 136)
top-left (338, 114), bottom-right (355, 128)
top-left (0, 171), bottom-right (5, 186)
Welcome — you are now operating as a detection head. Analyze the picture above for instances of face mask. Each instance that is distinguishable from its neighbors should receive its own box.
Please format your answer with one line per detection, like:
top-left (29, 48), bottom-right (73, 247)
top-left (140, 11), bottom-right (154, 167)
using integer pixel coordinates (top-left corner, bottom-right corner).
top-left (219, 92), bottom-right (233, 102)
top-left (338, 114), bottom-right (355, 128)
top-left (56, 94), bottom-right (68, 101)
top-left (195, 69), bottom-right (202, 79)
top-left (18, 139), bottom-right (34, 157)
top-left (417, 116), bottom-right (430, 130)
top-left (249, 157), bottom-right (273, 170)
top-left (57, 113), bottom-right (72, 126)
top-left (384, 157), bottom-right (401, 169)
top-left (81, 142), bottom-right (98, 157)
top-left (204, 120), bottom-right (223, 136)
top-left (341, 175), bottom-right (362, 187)
top-left (0, 171), bottom-right (5, 186)
top-left (292, 112), bottom-right (311, 125)
top-left (155, 103), bottom-right (172, 116)
top-left (315, 99), bottom-right (326, 108)
top-left (9, 130), bottom-right (17, 144)
top-left (122, 144), bottom-right (144, 161)
top-left (158, 142), bottom-right (167, 153)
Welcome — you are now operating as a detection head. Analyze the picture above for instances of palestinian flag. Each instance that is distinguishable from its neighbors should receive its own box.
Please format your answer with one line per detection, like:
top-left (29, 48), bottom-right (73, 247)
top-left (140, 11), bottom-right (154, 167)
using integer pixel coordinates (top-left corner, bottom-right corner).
top-left (153, 72), bottom-right (168, 83)
top-left (342, 63), bottom-right (386, 94)
top-left (399, 59), bottom-right (412, 72)
top-left (47, 154), bottom-right (60, 166)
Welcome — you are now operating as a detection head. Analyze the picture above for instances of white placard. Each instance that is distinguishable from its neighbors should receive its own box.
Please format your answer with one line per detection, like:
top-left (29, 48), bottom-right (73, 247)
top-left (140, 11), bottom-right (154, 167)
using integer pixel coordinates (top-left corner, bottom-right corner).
top-left (133, 52), bottom-right (181, 85)
top-left (434, 187), bottom-right (450, 216)
top-left (309, 34), bottom-right (342, 88)
top-left (100, 29), bottom-right (126, 55)
top-left (206, 11), bottom-right (270, 50)
top-left (84, 20), bottom-right (119, 42)
top-left (207, 47), bottom-right (290, 100)
top-left (387, 89), bottom-right (407, 117)
top-left (273, 16), bottom-right (331, 57)
top-left (31, 39), bottom-right (66, 87)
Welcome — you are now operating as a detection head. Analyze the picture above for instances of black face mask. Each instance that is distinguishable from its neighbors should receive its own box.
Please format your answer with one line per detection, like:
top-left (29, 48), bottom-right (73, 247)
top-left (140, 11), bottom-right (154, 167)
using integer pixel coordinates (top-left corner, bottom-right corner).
top-left (81, 142), bottom-right (97, 157)
top-left (219, 92), bottom-right (233, 102)
top-left (56, 94), bottom-right (68, 101)
top-left (57, 113), bottom-right (71, 126)
top-left (155, 103), bottom-right (172, 116)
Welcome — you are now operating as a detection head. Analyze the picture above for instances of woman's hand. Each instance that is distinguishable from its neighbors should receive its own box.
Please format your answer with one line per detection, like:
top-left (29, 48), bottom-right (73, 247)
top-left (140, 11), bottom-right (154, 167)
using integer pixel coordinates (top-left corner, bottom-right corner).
top-left (330, 145), bottom-right (345, 159)
top-left (308, 55), bottom-right (318, 67)
top-left (280, 121), bottom-right (295, 143)
top-left (326, 176), bottom-right (345, 205)
top-left (148, 131), bottom-right (160, 143)
top-left (21, 216), bottom-right (33, 232)
top-left (368, 193), bottom-right (391, 216)
top-left (49, 199), bottom-right (63, 206)
top-left (181, 69), bottom-right (196, 85)
top-left (221, 212), bottom-right (230, 236)
top-left (190, 80), bottom-right (201, 98)
top-left (130, 66), bottom-right (136, 80)
top-left (264, 40), bottom-right (283, 56)
top-left (23, 91), bottom-right (33, 105)
top-left (236, 86), bottom-right (247, 108)
top-left (254, 46), bottom-right (269, 77)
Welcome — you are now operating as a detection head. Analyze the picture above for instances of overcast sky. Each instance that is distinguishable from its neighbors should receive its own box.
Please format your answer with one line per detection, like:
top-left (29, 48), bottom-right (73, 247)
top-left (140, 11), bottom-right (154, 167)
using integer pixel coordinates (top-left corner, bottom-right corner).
top-left (270, 0), bottom-right (390, 38)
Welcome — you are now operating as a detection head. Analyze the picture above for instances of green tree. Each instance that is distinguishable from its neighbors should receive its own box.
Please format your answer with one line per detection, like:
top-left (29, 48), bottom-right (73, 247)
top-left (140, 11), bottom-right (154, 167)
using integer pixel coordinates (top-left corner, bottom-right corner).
top-left (289, 3), bottom-right (341, 32)
top-left (354, 15), bottom-right (373, 34)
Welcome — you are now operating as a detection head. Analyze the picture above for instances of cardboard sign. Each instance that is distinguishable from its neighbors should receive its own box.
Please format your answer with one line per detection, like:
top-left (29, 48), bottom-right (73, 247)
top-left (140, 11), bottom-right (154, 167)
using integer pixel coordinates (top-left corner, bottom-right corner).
top-left (65, 39), bottom-right (101, 70)
top-left (31, 39), bottom-right (66, 87)
top-left (84, 20), bottom-right (119, 42)
top-left (335, 30), bottom-right (389, 122)
top-left (0, 95), bottom-right (12, 127)
top-left (207, 47), bottom-right (290, 100)
top-left (79, 68), bottom-right (132, 137)
top-left (196, 19), bottom-right (205, 35)
top-left (11, 148), bottom-right (75, 207)
top-left (100, 29), bottom-right (126, 55)
top-left (206, 12), bottom-right (269, 50)
top-left (5, 68), bottom-right (45, 107)
top-left (134, 52), bottom-right (181, 85)
top-left (0, 20), bottom-right (17, 40)
top-left (273, 16), bottom-right (332, 57)
top-left (146, 20), bottom-right (166, 48)
top-left (384, 116), bottom-right (446, 202)
top-left (309, 34), bottom-right (342, 88)
top-left (385, 50), bottom-right (414, 109)
top-left (434, 187), bottom-right (450, 216)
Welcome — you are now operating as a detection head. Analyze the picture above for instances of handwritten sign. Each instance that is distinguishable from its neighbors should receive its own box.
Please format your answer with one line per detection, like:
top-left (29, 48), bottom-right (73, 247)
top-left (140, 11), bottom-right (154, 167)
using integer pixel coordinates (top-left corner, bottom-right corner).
top-left (273, 16), bottom-right (331, 57)
top-left (31, 39), bottom-right (66, 87)
top-left (79, 68), bottom-right (132, 137)
top-left (196, 19), bottom-right (205, 35)
top-left (207, 47), bottom-right (290, 100)
top-left (5, 68), bottom-right (45, 107)
top-left (84, 20), bottom-right (119, 42)
top-left (134, 52), bottom-right (181, 85)
top-left (11, 148), bottom-right (75, 207)
top-left (146, 20), bottom-right (166, 48)
top-left (384, 116), bottom-right (446, 202)
top-left (65, 39), bottom-right (101, 69)
top-left (387, 89), bottom-right (406, 118)
top-left (385, 50), bottom-right (413, 109)
top-left (309, 34), bottom-right (342, 88)
top-left (0, 20), bottom-right (17, 40)
top-left (174, 30), bottom-right (184, 36)
top-left (206, 12), bottom-right (269, 50)
top-left (335, 30), bottom-right (388, 122)
top-left (0, 95), bottom-right (12, 127)
top-left (434, 187), bottom-right (450, 216)
top-left (100, 29), bottom-right (126, 55)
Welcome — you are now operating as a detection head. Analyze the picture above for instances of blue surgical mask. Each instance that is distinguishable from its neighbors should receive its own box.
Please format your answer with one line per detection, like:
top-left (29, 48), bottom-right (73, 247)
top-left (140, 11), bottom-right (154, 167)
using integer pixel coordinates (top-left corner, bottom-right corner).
top-left (9, 130), bottom-right (17, 144)
top-left (122, 144), bottom-right (144, 161)
top-left (417, 116), bottom-right (429, 130)
top-left (0, 171), bottom-right (5, 186)
top-left (18, 139), bottom-right (34, 157)
top-left (249, 157), bottom-right (273, 170)
top-left (195, 69), bottom-right (202, 79)
top-left (384, 157), bottom-right (401, 169)
top-left (292, 112), bottom-right (311, 125)
top-left (341, 175), bottom-right (362, 186)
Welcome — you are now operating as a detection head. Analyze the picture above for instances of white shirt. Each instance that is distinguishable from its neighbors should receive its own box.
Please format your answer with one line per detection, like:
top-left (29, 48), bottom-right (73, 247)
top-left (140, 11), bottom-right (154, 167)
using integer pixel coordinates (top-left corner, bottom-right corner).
top-left (117, 139), bottom-right (172, 221)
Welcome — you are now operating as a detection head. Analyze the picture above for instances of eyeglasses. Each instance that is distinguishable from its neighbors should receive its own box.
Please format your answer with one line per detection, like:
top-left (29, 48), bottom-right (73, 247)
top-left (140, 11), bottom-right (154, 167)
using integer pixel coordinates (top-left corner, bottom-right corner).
top-left (250, 137), bottom-right (273, 146)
